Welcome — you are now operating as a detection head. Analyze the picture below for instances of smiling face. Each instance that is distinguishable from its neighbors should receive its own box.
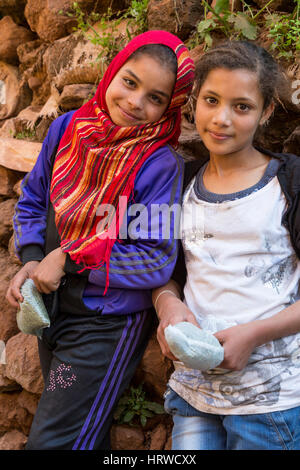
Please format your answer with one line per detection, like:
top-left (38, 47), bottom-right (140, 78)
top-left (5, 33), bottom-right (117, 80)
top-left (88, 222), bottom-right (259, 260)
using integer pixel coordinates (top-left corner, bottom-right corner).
top-left (105, 54), bottom-right (176, 127)
top-left (195, 68), bottom-right (274, 159)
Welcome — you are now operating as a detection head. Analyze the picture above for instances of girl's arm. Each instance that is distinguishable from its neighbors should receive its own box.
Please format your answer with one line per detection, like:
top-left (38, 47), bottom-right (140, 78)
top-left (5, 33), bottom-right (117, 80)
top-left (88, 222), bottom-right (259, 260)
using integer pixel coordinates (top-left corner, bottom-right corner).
top-left (152, 280), bottom-right (200, 360)
top-left (14, 112), bottom-right (74, 264)
top-left (9, 113), bottom-right (74, 301)
top-left (214, 299), bottom-right (300, 371)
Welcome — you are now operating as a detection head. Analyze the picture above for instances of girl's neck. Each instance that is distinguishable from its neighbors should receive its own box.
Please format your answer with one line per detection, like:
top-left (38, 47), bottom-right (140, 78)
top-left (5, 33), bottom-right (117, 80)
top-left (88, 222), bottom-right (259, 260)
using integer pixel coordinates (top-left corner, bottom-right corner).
top-left (204, 146), bottom-right (272, 194)
top-left (208, 146), bottom-right (269, 175)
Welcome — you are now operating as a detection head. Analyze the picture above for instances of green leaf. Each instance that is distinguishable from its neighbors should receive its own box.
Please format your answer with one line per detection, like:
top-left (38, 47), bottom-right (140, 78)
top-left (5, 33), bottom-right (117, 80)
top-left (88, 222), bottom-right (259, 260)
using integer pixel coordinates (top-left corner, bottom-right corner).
top-left (205, 33), bottom-right (213, 48)
top-left (123, 411), bottom-right (135, 423)
top-left (233, 13), bottom-right (257, 40)
top-left (144, 402), bottom-right (165, 414)
top-left (197, 18), bottom-right (216, 34)
top-left (140, 415), bottom-right (147, 427)
top-left (141, 410), bottom-right (154, 418)
top-left (214, 0), bottom-right (230, 14)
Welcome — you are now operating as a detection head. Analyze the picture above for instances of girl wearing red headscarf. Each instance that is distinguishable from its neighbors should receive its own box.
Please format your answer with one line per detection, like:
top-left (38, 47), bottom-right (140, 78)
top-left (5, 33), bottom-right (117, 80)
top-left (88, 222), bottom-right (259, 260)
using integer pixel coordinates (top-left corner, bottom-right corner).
top-left (7, 31), bottom-right (194, 449)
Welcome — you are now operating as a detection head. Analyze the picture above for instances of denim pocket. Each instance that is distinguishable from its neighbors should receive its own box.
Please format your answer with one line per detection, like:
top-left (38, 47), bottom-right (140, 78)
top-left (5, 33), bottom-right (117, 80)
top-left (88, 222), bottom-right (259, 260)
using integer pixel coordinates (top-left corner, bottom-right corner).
top-left (266, 406), bottom-right (300, 450)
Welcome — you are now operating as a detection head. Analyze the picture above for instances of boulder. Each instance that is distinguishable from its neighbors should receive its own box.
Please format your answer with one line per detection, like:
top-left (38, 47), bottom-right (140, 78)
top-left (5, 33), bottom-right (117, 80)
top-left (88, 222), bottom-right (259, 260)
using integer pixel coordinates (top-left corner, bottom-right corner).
top-left (254, 0), bottom-right (295, 12)
top-left (43, 31), bottom-right (105, 92)
top-left (59, 84), bottom-right (96, 111)
top-left (0, 106), bottom-right (43, 141)
top-left (0, 16), bottom-right (35, 65)
top-left (0, 392), bottom-right (33, 434)
top-left (149, 423), bottom-right (167, 450)
top-left (147, 0), bottom-right (203, 40)
top-left (24, 0), bottom-right (77, 42)
top-left (165, 434), bottom-right (172, 450)
top-left (283, 126), bottom-right (300, 155)
top-left (5, 332), bottom-right (44, 395)
top-left (0, 137), bottom-right (42, 172)
top-left (0, 198), bottom-right (18, 247)
top-left (0, 247), bottom-right (20, 342)
top-left (0, 61), bottom-right (32, 121)
top-left (254, 110), bottom-right (300, 153)
top-left (24, 0), bottom-right (128, 43)
top-left (0, 429), bottom-right (27, 450)
top-left (110, 424), bottom-right (145, 450)
top-left (17, 40), bottom-right (50, 106)
top-left (8, 234), bottom-right (22, 264)
top-left (0, 0), bottom-right (27, 24)
top-left (17, 389), bottom-right (40, 416)
top-left (0, 165), bottom-right (24, 197)
top-left (0, 365), bottom-right (22, 392)
top-left (17, 40), bottom-right (46, 71)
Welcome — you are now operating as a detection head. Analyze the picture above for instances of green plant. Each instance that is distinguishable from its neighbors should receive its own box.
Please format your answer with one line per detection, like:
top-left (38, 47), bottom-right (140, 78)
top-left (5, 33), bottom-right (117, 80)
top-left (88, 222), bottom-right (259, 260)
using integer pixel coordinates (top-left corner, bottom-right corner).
top-left (125, 0), bottom-right (149, 35)
top-left (189, 0), bottom-right (275, 49)
top-left (14, 128), bottom-right (36, 140)
top-left (62, 1), bottom-right (149, 65)
top-left (61, 3), bottom-right (125, 63)
top-left (266, 1), bottom-right (300, 59)
top-left (114, 384), bottom-right (165, 427)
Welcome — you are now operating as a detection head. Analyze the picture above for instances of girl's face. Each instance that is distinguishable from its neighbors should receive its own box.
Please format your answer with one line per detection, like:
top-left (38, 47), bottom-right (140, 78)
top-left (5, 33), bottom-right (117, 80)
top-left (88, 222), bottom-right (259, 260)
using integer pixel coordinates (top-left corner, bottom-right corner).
top-left (195, 68), bottom-right (273, 158)
top-left (105, 55), bottom-right (176, 127)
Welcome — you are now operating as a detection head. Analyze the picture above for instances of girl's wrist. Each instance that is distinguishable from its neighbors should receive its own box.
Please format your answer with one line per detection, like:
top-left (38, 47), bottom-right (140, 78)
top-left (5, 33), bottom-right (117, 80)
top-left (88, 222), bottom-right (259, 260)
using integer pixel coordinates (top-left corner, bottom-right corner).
top-left (156, 294), bottom-right (182, 321)
top-left (154, 289), bottom-right (178, 311)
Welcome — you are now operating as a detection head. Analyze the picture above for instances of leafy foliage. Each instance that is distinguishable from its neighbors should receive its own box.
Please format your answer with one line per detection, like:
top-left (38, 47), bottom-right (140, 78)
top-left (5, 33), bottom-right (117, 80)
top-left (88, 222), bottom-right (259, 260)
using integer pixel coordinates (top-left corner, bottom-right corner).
top-left (189, 0), bottom-right (277, 49)
top-left (13, 128), bottom-right (37, 140)
top-left (266, 1), bottom-right (300, 59)
top-left (126, 0), bottom-right (149, 35)
top-left (62, 1), bottom-right (149, 64)
top-left (114, 384), bottom-right (165, 427)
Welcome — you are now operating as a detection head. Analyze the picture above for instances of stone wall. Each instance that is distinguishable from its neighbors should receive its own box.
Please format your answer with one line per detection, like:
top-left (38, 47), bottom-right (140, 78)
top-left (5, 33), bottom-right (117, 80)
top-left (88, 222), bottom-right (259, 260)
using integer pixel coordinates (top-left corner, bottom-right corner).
top-left (0, 0), bottom-right (300, 450)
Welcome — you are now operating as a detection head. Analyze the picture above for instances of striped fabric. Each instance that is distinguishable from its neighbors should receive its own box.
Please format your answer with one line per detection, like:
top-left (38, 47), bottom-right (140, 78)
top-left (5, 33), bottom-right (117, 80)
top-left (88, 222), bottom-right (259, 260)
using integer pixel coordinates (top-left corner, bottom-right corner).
top-left (50, 31), bottom-right (194, 292)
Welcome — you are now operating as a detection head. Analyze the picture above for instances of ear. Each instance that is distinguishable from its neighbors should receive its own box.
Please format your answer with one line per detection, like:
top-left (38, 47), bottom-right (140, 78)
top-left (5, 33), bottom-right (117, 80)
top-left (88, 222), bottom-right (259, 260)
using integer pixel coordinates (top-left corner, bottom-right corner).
top-left (259, 101), bottom-right (275, 126)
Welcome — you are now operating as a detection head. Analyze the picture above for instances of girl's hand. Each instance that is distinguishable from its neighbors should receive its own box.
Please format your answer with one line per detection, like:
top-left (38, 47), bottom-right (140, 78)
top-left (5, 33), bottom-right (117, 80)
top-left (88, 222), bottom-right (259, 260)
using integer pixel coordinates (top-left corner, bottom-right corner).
top-left (31, 247), bottom-right (67, 294)
top-left (157, 295), bottom-right (200, 361)
top-left (214, 322), bottom-right (259, 371)
top-left (6, 260), bottom-right (40, 308)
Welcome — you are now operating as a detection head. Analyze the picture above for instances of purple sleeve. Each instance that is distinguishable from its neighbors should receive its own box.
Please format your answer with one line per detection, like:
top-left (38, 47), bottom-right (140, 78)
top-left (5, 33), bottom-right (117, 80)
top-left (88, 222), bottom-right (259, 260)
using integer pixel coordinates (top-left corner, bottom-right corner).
top-left (13, 112), bottom-right (74, 263)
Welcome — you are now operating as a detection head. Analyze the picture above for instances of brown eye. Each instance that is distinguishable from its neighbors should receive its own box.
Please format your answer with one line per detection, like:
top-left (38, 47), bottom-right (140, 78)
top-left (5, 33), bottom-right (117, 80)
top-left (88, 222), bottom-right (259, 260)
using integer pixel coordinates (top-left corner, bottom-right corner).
top-left (205, 97), bottom-right (217, 105)
top-left (150, 94), bottom-right (162, 104)
top-left (124, 78), bottom-right (136, 87)
top-left (236, 103), bottom-right (250, 112)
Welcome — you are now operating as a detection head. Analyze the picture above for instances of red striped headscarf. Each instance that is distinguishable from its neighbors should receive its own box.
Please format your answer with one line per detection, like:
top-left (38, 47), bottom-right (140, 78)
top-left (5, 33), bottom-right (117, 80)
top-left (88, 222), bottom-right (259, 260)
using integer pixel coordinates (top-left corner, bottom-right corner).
top-left (50, 30), bottom-right (194, 291)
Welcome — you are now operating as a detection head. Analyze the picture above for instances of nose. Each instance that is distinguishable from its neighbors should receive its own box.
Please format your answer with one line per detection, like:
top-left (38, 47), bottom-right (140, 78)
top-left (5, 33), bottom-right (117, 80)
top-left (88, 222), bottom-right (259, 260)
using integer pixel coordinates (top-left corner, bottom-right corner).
top-left (212, 105), bottom-right (232, 127)
top-left (127, 92), bottom-right (143, 110)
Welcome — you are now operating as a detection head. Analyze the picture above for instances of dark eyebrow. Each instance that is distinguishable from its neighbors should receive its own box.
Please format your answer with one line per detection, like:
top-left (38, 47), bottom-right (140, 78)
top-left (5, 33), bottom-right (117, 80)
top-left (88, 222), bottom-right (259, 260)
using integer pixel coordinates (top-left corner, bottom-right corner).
top-left (205, 90), bottom-right (256, 105)
top-left (124, 69), bottom-right (170, 99)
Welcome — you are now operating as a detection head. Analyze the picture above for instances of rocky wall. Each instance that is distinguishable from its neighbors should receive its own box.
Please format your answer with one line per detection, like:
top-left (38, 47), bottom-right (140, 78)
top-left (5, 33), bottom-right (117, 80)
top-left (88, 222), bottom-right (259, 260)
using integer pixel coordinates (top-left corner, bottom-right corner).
top-left (0, 0), bottom-right (299, 450)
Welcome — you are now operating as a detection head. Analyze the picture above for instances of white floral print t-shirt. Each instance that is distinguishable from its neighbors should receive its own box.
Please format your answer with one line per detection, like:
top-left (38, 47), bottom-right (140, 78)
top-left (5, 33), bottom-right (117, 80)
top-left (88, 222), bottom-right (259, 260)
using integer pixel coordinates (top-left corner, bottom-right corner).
top-left (169, 159), bottom-right (300, 415)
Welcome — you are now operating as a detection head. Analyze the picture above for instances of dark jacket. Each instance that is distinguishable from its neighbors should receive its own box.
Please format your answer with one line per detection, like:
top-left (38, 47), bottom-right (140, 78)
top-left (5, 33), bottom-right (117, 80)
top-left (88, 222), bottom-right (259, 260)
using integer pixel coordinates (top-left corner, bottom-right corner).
top-left (172, 148), bottom-right (300, 290)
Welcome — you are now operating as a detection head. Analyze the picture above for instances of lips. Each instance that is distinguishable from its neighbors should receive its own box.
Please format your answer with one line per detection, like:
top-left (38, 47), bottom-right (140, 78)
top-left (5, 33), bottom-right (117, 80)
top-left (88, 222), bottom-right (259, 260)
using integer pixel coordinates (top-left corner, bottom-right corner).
top-left (207, 130), bottom-right (233, 140)
top-left (118, 104), bottom-right (141, 122)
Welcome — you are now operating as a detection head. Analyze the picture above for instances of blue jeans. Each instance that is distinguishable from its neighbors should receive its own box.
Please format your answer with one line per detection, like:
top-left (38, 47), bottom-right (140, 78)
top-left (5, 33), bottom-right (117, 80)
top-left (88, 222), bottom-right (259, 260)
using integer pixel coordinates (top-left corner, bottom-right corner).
top-left (164, 387), bottom-right (300, 450)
